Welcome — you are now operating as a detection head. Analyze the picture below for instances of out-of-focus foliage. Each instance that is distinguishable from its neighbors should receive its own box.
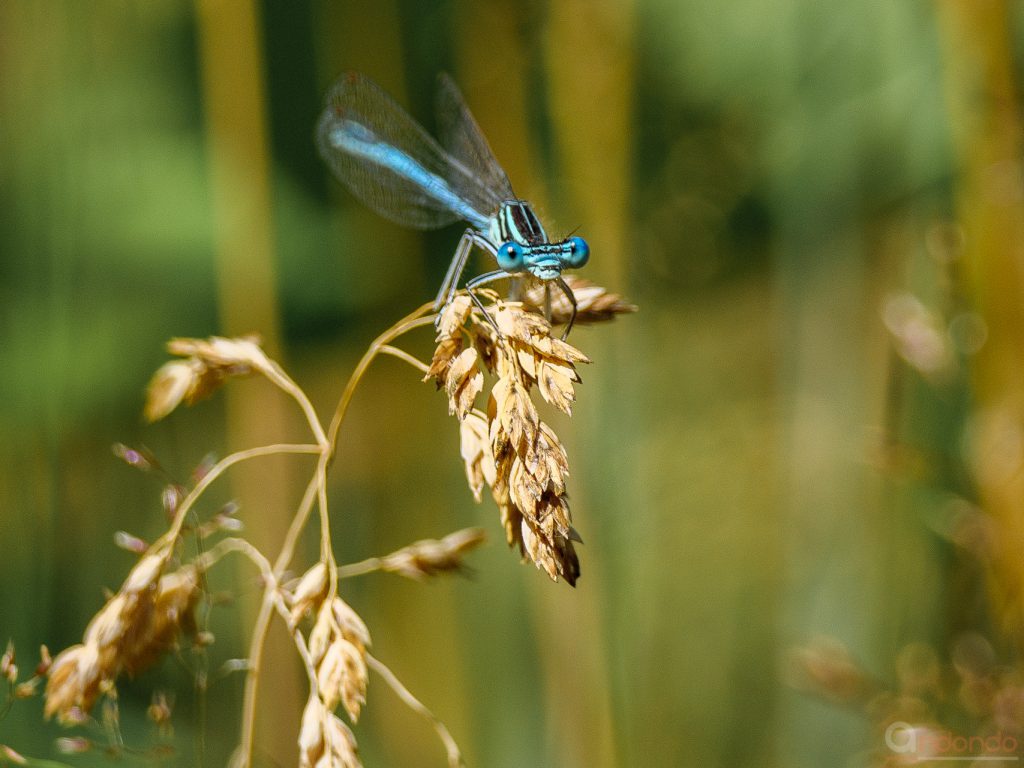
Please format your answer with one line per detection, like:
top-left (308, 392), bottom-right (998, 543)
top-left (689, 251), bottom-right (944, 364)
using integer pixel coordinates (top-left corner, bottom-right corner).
top-left (1, 1), bottom-right (1022, 766)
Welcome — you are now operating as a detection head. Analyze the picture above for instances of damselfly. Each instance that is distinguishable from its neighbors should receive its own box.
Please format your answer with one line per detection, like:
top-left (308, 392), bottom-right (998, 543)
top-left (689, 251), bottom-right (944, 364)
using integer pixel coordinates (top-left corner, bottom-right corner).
top-left (316, 72), bottom-right (590, 338)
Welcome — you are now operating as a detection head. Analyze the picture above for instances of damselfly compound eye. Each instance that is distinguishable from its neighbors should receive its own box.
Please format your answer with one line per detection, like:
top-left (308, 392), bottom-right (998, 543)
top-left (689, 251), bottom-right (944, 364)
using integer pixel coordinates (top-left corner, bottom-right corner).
top-left (496, 242), bottom-right (525, 272)
top-left (565, 237), bottom-right (589, 269)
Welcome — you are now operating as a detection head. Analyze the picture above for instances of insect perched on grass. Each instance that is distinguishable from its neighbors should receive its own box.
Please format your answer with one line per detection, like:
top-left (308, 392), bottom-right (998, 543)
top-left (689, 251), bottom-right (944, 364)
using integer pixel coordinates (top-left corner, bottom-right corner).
top-left (316, 72), bottom-right (590, 338)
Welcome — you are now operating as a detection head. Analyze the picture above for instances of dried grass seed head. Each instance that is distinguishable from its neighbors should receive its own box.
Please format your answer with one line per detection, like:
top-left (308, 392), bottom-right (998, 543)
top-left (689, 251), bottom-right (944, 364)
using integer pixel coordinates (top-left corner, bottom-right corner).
top-left (459, 411), bottom-right (496, 502)
top-left (299, 694), bottom-right (362, 768)
top-left (316, 637), bottom-right (367, 721)
top-left (444, 348), bottom-right (484, 420)
top-left (521, 275), bottom-right (637, 325)
top-left (425, 337), bottom-right (463, 384)
top-left (145, 335), bottom-right (270, 422)
top-left (1, 641), bottom-right (15, 683)
top-left (428, 297), bottom-right (591, 585)
top-left (435, 294), bottom-right (473, 340)
top-left (165, 335), bottom-right (269, 371)
top-left (1, 746), bottom-right (28, 764)
top-left (43, 644), bottom-right (102, 723)
top-left (379, 527), bottom-right (488, 581)
top-left (44, 551), bottom-right (200, 723)
top-left (305, 596), bottom-right (370, 723)
top-left (288, 562), bottom-right (330, 629)
top-left (121, 565), bottom-right (201, 675)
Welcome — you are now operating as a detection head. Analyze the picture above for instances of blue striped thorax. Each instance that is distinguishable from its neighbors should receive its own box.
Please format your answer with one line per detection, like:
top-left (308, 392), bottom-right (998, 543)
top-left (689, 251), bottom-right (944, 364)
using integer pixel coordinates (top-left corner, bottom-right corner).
top-left (492, 200), bottom-right (547, 245)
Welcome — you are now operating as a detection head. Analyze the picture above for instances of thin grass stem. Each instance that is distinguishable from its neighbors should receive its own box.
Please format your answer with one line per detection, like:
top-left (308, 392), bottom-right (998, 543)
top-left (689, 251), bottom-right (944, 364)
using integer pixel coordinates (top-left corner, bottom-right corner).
top-left (378, 344), bottom-right (430, 373)
top-left (367, 654), bottom-right (464, 768)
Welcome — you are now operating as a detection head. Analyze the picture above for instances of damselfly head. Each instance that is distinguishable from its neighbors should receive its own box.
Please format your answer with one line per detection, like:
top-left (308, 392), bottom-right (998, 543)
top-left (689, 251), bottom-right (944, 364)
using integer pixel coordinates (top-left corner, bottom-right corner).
top-left (496, 236), bottom-right (589, 280)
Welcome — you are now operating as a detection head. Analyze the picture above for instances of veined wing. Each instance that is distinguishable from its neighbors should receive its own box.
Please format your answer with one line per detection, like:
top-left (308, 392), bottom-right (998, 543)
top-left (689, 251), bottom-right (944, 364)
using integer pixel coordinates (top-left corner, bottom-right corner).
top-left (436, 73), bottom-right (515, 203)
top-left (316, 73), bottom-right (502, 232)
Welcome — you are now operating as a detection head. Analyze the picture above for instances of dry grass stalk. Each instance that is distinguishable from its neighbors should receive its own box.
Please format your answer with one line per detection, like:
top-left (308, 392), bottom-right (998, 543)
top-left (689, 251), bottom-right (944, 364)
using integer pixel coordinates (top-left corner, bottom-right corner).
top-left (30, 279), bottom-right (630, 766)
top-left (336, 528), bottom-right (488, 582)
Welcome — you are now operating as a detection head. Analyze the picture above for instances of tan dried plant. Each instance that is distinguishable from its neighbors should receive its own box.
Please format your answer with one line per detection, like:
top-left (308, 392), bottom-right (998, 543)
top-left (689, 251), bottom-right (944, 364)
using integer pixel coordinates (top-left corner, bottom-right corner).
top-left (26, 276), bottom-right (632, 767)
top-left (427, 289), bottom-right (608, 585)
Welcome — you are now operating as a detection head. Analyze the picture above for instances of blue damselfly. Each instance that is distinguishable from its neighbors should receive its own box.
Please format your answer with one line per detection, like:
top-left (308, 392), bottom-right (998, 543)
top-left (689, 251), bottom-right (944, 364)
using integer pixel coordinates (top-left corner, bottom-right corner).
top-left (316, 72), bottom-right (589, 337)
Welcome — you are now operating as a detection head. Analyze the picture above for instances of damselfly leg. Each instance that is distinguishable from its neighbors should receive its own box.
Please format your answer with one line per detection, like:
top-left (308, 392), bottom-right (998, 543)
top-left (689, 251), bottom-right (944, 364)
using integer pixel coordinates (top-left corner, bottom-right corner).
top-left (434, 229), bottom-right (496, 312)
top-left (462, 270), bottom-right (578, 341)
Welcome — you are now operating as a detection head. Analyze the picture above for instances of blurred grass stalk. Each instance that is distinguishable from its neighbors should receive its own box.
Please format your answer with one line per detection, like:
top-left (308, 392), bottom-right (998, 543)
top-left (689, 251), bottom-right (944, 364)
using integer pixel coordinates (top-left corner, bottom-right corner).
top-left (194, 0), bottom-right (300, 764)
top-left (458, 0), bottom-right (636, 765)
top-left (938, 1), bottom-right (1024, 644)
top-left (537, 3), bottom-right (635, 768)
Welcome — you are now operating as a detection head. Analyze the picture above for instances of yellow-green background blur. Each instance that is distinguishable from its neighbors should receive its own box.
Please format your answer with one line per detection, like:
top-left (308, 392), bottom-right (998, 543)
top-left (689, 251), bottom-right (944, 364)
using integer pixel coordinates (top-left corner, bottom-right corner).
top-left (3, 1), bottom-right (1023, 766)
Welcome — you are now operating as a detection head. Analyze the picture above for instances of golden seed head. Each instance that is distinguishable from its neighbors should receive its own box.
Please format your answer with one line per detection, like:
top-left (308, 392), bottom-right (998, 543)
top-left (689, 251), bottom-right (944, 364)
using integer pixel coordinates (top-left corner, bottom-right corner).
top-left (426, 295), bottom-right (607, 586)
top-left (459, 411), bottom-right (497, 502)
top-left (144, 360), bottom-right (198, 422)
top-left (317, 638), bottom-right (367, 722)
top-left (521, 275), bottom-right (637, 325)
top-left (304, 595), bottom-right (370, 727)
top-left (308, 603), bottom-right (334, 669)
top-left (123, 552), bottom-right (168, 594)
top-left (518, 494), bottom-right (580, 585)
top-left (435, 295), bottom-right (473, 340)
top-left (492, 377), bottom-right (539, 456)
top-left (298, 695), bottom-right (326, 768)
top-left (1, 642), bottom-right (15, 683)
top-left (444, 348), bottom-right (484, 420)
top-left (316, 642), bottom-right (346, 712)
top-left (45, 560), bottom-right (199, 722)
top-left (299, 691), bottom-right (363, 768)
top-left (166, 335), bottom-right (268, 371)
top-left (82, 595), bottom-right (132, 650)
top-left (324, 712), bottom-right (362, 768)
top-left (424, 337), bottom-right (463, 384)
top-left (14, 678), bottom-right (39, 699)
top-left (331, 597), bottom-right (371, 651)
top-left (1, 745), bottom-right (28, 764)
top-left (145, 335), bottom-right (270, 421)
top-left (289, 562), bottom-right (330, 629)
top-left (120, 566), bottom-right (201, 676)
top-left (44, 644), bottom-right (102, 723)
top-left (378, 528), bottom-right (488, 581)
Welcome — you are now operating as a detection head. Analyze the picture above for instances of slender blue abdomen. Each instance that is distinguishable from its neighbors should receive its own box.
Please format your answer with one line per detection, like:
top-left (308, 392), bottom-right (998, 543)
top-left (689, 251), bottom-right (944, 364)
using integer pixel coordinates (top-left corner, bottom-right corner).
top-left (325, 120), bottom-right (491, 232)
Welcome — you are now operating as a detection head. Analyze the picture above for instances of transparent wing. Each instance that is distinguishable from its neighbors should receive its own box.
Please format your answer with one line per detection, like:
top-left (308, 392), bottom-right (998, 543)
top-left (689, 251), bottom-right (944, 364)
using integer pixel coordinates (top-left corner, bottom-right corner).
top-left (316, 72), bottom-right (503, 231)
top-left (436, 73), bottom-right (515, 202)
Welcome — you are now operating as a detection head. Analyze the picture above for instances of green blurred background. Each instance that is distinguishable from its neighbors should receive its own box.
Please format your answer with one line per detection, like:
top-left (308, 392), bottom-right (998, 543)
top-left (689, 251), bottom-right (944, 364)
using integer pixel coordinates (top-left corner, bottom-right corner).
top-left (3, 1), bottom-right (1024, 766)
